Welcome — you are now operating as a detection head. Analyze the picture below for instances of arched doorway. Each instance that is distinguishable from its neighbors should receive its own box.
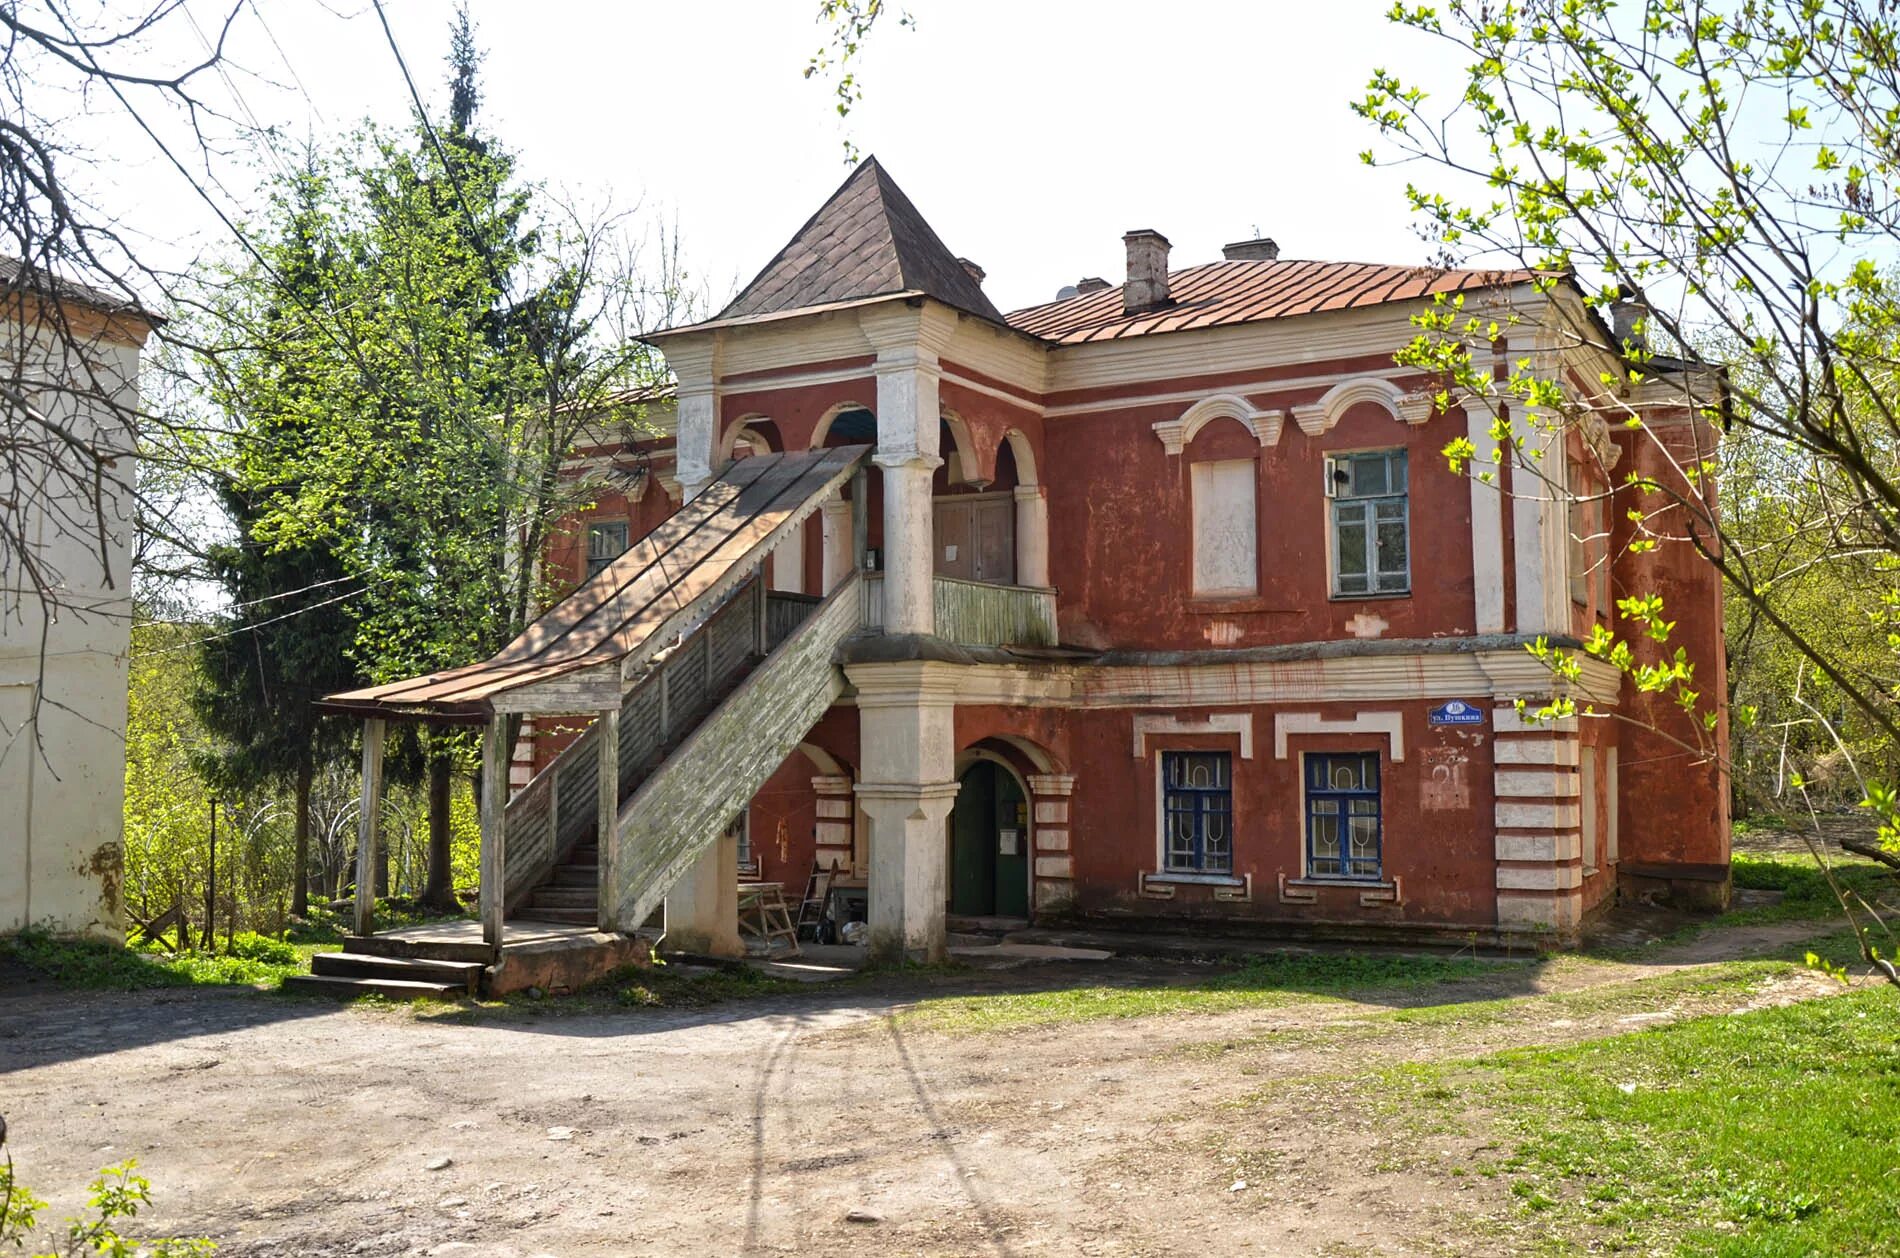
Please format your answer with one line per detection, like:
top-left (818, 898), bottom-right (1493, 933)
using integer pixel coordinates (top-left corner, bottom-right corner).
top-left (949, 758), bottom-right (1029, 919)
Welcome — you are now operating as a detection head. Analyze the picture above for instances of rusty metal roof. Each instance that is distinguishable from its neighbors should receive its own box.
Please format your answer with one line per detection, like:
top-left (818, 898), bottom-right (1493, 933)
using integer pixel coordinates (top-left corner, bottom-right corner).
top-left (711, 156), bottom-right (1007, 328)
top-left (1005, 260), bottom-right (1538, 344)
top-left (319, 446), bottom-right (869, 720)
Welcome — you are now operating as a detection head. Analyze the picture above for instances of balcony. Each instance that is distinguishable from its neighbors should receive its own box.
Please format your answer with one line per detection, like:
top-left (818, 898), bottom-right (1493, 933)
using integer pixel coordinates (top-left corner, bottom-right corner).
top-left (860, 573), bottom-right (1057, 648)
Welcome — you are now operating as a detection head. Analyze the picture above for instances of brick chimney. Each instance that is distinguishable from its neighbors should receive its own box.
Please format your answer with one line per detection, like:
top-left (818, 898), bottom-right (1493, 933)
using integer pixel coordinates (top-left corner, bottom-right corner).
top-left (957, 257), bottom-right (986, 287)
top-left (1122, 230), bottom-right (1172, 314)
top-left (1611, 298), bottom-right (1649, 353)
top-left (1222, 237), bottom-right (1280, 261)
top-left (1076, 276), bottom-right (1110, 294)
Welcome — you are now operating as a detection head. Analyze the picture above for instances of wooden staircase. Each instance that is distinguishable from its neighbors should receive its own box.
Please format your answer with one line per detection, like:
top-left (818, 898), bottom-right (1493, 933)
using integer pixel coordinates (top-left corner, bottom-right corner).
top-left (284, 937), bottom-right (486, 1001)
top-left (513, 841), bottom-right (600, 926)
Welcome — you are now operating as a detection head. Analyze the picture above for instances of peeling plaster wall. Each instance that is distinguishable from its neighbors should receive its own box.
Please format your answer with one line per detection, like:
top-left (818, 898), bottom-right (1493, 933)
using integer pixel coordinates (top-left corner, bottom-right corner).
top-left (1, 316), bottom-right (141, 940)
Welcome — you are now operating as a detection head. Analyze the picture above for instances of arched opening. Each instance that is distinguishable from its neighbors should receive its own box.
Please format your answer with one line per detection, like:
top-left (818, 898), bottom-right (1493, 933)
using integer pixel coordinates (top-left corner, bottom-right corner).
top-left (948, 749), bottom-right (1031, 921)
top-left (933, 421), bottom-right (1018, 586)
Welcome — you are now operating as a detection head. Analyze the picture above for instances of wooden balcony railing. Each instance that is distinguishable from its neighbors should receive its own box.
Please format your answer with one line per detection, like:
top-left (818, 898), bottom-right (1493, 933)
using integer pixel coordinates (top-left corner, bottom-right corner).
top-left (860, 573), bottom-right (1057, 648)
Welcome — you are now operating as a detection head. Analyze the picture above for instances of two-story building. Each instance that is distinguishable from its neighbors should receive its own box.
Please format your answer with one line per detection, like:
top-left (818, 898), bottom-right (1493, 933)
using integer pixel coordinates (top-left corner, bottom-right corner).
top-left (326, 157), bottom-right (1728, 976)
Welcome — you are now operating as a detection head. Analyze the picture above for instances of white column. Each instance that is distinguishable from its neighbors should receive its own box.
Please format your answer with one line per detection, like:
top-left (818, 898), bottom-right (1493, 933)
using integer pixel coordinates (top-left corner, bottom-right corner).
top-left (1013, 485), bottom-right (1050, 588)
top-left (849, 659), bottom-right (959, 964)
top-left (820, 492), bottom-right (854, 593)
top-left (479, 715), bottom-right (509, 950)
top-left (770, 524), bottom-right (806, 594)
top-left (596, 705), bottom-right (620, 933)
top-left (877, 453), bottom-right (939, 634)
top-left (353, 717), bottom-right (385, 938)
top-left (662, 828), bottom-right (743, 957)
top-left (864, 307), bottom-right (951, 637)
top-left (1468, 405), bottom-right (1506, 633)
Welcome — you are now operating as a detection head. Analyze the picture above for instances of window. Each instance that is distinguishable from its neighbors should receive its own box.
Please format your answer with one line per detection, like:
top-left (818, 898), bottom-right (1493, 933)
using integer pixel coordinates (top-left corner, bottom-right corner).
top-left (1190, 459), bottom-right (1258, 596)
top-left (1327, 449), bottom-right (1409, 596)
top-left (1162, 751), bottom-right (1233, 874)
top-left (1305, 752), bottom-right (1382, 880)
top-left (585, 521), bottom-right (629, 578)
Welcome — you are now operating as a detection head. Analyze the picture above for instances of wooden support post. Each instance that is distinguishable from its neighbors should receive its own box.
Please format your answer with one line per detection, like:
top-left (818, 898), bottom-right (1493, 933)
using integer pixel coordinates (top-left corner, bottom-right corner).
top-left (354, 718), bottom-right (385, 938)
top-left (596, 704), bottom-right (620, 933)
top-left (754, 571), bottom-right (769, 655)
top-left (851, 465), bottom-right (869, 572)
top-left (479, 714), bottom-right (509, 953)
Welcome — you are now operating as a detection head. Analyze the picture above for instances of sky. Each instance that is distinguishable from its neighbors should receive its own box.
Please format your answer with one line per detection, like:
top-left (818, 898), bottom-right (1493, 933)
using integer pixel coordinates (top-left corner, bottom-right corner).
top-left (59, 0), bottom-right (1469, 318)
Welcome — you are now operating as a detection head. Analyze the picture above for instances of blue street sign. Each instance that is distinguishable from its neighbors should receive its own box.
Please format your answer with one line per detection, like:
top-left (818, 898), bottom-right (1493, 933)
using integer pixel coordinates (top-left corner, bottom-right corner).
top-left (1428, 700), bottom-right (1486, 726)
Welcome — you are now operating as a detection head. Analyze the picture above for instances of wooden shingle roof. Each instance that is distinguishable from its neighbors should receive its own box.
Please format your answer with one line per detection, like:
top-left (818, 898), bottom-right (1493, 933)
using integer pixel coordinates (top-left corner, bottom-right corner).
top-left (1006, 260), bottom-right (1538, 344)
top-left (319, 446), bottom-right (869, 720)
top-left (714, 156), bottom-right (1007, 328)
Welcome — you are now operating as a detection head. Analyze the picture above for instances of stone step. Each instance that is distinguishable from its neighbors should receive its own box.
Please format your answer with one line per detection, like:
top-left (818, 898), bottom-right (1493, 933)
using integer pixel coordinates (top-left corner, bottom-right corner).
top-left (524, 886), bottom-right (598, 909)
top-left (283, 973), bottom-right (465, 1001)
top-left (511, 906), bottom-right (598, 925)
top-left (311, 951), bottom-right (484, 992)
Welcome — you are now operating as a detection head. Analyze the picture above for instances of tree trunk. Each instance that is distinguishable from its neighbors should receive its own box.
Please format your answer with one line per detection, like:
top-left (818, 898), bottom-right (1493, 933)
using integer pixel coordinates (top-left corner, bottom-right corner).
top-left (423, 753), bottom-right (457, 912)
top-left (292, 753), bottom-right (314, 918)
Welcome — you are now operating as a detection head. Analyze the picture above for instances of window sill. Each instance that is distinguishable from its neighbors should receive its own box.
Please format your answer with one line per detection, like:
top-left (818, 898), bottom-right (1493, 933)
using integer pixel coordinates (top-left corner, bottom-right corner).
top-left (1144, 871), bottom-right (1245, 888)
top-left (1286, 876), bottom-right (1393, 891)
top-left (1326, 591), bottom-right (1412, 603)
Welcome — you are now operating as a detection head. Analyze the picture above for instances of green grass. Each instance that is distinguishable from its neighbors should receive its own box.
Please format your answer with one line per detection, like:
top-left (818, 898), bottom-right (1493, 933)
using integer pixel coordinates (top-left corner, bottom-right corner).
top-left (1726, 851), bottom-right (1897, 924)
top-left (0, 930), bottom-right (304, 990)
top-left (896, 951), bottom-right (1508, 1033)
top-left (1377, 986), bottom-right (1900, 1255)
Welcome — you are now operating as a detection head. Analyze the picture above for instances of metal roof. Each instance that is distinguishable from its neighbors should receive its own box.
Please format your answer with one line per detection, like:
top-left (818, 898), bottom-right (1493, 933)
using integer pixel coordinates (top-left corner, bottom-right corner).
top-left (319, 446), bottom-right (869, 720)
top-left (1005, 260), bottom-right (1539, 344)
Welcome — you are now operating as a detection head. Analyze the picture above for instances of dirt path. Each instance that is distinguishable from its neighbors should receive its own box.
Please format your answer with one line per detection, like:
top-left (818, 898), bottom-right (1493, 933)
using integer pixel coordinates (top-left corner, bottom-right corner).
top-left (0, 921), bottom-right (1840, 1257)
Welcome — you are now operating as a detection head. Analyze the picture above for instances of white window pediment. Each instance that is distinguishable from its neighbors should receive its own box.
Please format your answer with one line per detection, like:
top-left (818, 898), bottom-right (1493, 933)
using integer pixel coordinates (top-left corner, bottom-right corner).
top-left (1152, 393), bottom-right (1286, 455)
top-left (1291, 377), bottom-right (1436, 436)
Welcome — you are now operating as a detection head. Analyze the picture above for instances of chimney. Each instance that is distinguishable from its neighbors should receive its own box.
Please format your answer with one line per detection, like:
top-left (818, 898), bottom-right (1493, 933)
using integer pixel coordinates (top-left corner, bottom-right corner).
top-left (1610, 298), bottom-right (1649, 353)
top-left (957, 257), bottom-right (986, 287)
top-left (1076, 276), bottom-right (1110, 294)
top-left (1222, 237), bottom-right (1280, 261)
top-left (1122, 229), bottom-right (1172, 314)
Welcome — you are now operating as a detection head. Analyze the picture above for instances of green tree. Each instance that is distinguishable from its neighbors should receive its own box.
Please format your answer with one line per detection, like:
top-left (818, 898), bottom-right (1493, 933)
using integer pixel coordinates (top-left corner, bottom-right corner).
top-left (193, 161), bottom-right (362, 919)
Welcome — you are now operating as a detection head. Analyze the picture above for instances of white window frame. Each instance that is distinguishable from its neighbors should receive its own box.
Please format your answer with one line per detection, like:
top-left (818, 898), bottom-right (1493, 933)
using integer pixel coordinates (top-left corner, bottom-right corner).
top-left (1325, 448), bottom-right (1410, 598)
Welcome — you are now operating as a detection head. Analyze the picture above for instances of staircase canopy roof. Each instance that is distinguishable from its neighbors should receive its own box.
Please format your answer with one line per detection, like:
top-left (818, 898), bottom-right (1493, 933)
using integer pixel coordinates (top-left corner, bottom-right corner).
top-left (319, 445), bottom-right (869, 722)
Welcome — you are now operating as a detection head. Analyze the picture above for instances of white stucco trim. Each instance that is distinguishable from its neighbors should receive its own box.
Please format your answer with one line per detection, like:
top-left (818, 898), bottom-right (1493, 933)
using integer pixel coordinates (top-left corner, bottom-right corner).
top-left (1289, 376), bottom-right (1436, 437)
top-left (1468, 405), bottom-right (1507, 633)
top-left (1272, 711), bottom-right (1406, 761)
top-left (1151, 393), bottom-right (1286, 455)
top-left (1132, 712), bottom-right (1254, 759)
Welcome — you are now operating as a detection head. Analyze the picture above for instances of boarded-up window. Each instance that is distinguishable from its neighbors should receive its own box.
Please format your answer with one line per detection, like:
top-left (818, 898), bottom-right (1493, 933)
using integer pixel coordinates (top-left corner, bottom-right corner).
top-left (1191, 459), bottom-right (1258, 596)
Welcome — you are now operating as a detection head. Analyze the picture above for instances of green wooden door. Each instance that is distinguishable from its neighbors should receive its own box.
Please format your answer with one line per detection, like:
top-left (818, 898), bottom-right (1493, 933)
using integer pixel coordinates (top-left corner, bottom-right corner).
top-left (950, 762), bottom-right (996, 915)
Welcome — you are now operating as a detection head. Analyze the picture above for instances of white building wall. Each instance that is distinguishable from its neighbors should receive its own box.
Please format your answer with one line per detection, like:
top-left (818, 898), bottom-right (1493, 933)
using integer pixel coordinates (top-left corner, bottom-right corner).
top-left (0, 309), bottom-right (143, 940)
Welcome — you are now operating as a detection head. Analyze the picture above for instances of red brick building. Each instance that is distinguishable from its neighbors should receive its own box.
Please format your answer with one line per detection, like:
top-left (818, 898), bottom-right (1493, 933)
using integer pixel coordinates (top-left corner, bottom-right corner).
top-left (518, 156), bottom-right (1733, 955)
top-left (340, 156), bottom-right (1728, 965)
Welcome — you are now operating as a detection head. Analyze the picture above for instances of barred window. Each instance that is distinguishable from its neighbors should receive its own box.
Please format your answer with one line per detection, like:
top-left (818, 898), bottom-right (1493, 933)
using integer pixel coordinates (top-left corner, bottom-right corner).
top-left (1162, 751), bottom-right (1233, 875)
top-left (1305, 752), bottom-right (1382, 880)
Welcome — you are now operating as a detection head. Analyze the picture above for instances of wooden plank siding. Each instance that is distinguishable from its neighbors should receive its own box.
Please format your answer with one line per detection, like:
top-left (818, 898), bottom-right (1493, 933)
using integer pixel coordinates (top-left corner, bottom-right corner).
top-left (861, 574), bottom-right (1057, 647)
top-left (607, 572), bottom-right (865, 932)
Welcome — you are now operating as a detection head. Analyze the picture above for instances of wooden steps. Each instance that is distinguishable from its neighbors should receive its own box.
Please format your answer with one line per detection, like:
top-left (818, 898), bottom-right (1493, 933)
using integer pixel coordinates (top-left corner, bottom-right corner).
top-left (285, 942), bottom-right (486, 1001)
top-left (513, 842), bottom-right (600, 927)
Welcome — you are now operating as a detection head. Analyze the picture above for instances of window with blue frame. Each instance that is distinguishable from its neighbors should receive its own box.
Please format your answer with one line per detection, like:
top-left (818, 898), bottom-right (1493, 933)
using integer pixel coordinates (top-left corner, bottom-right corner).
top-left (1162, 751), bottom-right (1233, 875)
top-left (1305, 752), bottom-right (1382, 880)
